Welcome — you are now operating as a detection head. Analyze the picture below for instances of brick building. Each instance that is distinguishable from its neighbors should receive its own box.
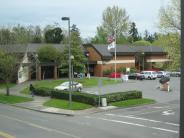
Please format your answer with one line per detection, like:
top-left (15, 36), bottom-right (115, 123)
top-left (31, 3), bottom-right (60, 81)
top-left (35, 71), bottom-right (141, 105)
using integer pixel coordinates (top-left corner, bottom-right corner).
top-left (84, 44), bottom-right (170, 77)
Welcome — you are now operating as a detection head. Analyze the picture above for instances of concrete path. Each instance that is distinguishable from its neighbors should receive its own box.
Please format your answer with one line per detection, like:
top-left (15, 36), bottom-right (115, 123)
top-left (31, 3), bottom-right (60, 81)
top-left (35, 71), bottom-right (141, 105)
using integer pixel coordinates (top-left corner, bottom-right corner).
top-left (0, 81), bottom-right (110, 116)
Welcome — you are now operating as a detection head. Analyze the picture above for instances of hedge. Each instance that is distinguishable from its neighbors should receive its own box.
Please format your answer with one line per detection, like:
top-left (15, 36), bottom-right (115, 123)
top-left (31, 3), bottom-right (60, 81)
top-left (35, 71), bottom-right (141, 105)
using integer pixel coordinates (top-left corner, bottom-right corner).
top-left (34, 87), bottom-right (142, 106)
top-left (34, 87), bottom-right (52, 97)
top-left (50, 90), bottom-right (99, 106)
top-left (101, 91), bottom-right (142, 103)
top-left (50, 90), bottom-right (142, 106)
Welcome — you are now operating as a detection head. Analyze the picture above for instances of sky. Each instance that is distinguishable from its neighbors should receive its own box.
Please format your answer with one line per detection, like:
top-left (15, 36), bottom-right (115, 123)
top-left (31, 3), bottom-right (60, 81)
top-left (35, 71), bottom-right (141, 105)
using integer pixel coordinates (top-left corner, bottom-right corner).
top-left (0, 0), bottom-right (170, 38)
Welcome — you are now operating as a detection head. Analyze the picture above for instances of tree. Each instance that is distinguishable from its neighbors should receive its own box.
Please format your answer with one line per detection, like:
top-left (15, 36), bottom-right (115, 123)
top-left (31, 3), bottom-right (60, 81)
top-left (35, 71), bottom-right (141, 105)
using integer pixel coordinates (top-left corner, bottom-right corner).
top-left (61, 25), bottom-right (87, 75)
top-left (157, 0), bottom-right (180, 70)
top-left (152, 33), bottom-right (180, 70)
top-left (128, 22), bottom-right (139, 42)
top-left (44, 27), bottom-right (63, 43)
top-left (32, 26), bottom-right (42, 43)
top-left (37, 45), bottom-right (62, 63)
top-left (12, 25), bottom-right (32, 44)
top-left (0, 28), bottom-right (16, 45)
top-left (92, 5), bottom-right (130, 44)
top-left (102, 5), bottom-right (129, 37)
top-left (132, 40), bottom-right (151, 46)
top-left (91, 26), bottom-right (108, 44)
top-left (159, 0), bottom-right (180, 32)
top-left (0, 50), bottom-right (17, 96)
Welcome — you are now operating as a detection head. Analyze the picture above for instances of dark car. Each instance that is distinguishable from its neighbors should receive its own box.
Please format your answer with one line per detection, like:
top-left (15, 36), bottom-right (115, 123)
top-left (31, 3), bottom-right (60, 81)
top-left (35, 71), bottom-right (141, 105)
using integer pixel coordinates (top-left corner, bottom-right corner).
top-left (128, 73), bottom-right (145, 80)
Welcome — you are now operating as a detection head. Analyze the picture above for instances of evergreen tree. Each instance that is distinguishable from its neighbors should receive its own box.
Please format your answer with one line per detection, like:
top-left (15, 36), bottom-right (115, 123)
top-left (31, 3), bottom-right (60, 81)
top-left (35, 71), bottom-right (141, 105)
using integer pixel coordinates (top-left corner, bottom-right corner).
top-left (61, 25), bottom-right (87, 75)
top-left (128, 22), bottom-right (139, 42)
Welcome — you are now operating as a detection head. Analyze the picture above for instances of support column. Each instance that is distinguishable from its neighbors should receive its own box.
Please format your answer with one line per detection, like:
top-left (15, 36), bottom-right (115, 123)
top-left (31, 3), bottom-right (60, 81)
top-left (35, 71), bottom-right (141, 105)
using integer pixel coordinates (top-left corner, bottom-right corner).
top-left (36, 66), bottom-right (41, 81)
top-left (54, 66), bottom-right (57, 79)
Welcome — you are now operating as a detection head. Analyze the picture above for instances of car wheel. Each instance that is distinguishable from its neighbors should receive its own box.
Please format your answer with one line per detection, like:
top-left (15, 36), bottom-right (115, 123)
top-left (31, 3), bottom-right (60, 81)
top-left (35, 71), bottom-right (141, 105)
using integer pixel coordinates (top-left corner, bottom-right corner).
top-left (77, 88), bottom-right (82, 92)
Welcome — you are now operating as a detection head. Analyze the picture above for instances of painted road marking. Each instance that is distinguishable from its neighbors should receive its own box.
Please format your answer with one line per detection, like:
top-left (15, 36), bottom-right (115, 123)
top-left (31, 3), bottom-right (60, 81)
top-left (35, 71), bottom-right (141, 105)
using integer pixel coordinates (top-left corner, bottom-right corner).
top-left (0, 114), bottom-right (80, 138)
top-left (162, 110), bottom-right (175, 116)
top-left (97, 117), bottom-right (178, 134)
top-left (105, 114), bottom-right (179, 126)
top-left (0, 131), bottom-right (16, 138)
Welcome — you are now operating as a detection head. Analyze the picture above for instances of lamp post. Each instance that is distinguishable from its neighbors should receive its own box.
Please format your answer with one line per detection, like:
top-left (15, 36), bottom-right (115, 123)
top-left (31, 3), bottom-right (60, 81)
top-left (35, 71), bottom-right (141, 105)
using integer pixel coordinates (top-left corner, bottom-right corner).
top-left (142, 52), bottom-right (145, 71)
top-left (62, 17), bottom-right (72, 108)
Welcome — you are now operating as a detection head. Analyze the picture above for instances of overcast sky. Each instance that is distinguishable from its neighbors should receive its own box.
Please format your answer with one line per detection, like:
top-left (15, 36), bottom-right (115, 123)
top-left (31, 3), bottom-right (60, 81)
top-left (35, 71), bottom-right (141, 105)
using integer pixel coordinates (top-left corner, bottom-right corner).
top-left (0, 0), bottom-right (170, 38)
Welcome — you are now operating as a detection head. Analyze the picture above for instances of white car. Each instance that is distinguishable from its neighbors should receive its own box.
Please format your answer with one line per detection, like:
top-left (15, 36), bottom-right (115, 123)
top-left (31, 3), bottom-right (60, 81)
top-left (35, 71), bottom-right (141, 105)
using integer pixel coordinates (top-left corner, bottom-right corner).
top-left (54, 81), bottom-right (83, 92)
top-left (141, 71), bottom-right (157, 80)
top-left (157, 71), bottom-right (170, 78)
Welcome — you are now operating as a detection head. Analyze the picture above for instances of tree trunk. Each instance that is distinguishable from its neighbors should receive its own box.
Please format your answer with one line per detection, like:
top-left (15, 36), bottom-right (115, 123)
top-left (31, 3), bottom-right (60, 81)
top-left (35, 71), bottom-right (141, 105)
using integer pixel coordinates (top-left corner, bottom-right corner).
top-left (5, 81), bottom-right (10, 96)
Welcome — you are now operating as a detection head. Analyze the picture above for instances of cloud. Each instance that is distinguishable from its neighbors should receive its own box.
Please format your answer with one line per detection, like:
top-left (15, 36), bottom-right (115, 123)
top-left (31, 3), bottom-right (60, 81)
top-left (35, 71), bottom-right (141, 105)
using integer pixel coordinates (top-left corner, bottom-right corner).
top-left (0, 0), bottom-right (170, 38)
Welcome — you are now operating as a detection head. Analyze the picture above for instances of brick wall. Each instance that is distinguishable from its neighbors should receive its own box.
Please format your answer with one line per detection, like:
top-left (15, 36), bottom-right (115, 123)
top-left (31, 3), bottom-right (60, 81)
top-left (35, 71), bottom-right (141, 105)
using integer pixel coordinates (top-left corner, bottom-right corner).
top-left (87, 47), bottom-right (102, 61)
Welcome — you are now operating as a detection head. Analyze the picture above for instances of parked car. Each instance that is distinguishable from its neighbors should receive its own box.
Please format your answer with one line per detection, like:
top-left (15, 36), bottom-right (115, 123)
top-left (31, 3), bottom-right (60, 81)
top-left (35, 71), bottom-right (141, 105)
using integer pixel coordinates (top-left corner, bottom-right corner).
top-left (54, 81), bottom-right (83, 92)
top-left (109, 72), bottom-right (122, 78)
top-left (128, 73), bottom-right (145, 80)
top-left (170, 71), bottom-right (181, 77)
top-left (157, 71), bottom-right (170, 78)
top-left (141, 71), bottom-right (157, 80)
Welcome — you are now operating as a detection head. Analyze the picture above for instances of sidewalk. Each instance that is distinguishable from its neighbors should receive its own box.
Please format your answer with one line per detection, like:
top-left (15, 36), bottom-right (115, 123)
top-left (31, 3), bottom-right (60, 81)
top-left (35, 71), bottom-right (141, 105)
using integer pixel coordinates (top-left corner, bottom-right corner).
top-left (1, 82), bottom-right (117, 116)
top-left (14, 96), bottom-right (106, 116)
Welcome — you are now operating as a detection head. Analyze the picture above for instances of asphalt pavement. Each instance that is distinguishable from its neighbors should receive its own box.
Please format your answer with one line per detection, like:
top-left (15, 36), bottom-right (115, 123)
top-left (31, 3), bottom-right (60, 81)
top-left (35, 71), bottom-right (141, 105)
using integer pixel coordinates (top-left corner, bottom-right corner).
top-left (82, 77), bottom-right (180, 103)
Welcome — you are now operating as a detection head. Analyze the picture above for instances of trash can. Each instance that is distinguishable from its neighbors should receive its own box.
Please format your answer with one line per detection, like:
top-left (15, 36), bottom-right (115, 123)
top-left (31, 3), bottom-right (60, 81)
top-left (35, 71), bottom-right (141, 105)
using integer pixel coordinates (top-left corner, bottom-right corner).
top-left (159, 77), bottom-right (170, 92)
top-left (101, 98), bottom-right (107, 107)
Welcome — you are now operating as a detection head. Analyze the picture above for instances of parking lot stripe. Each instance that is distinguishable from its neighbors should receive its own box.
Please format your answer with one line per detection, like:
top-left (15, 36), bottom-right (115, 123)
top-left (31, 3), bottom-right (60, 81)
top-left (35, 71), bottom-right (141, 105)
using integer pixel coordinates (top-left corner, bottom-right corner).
top-left (97, 117), bottom-right (178, 134)
top-left (105, 114), bottom-right (179, 126)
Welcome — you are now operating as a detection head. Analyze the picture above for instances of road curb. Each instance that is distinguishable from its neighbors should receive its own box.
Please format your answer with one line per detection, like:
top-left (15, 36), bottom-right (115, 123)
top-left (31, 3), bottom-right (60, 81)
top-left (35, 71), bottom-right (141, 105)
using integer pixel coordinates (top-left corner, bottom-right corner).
top-left (9, 104), bottom-right (75, 116)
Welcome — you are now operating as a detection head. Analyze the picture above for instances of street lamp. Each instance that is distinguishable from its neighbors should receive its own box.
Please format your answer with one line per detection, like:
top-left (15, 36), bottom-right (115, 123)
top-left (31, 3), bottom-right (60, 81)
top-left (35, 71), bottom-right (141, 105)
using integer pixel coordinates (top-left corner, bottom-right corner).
top-left (62, 17), bottom-right (72, 108)
top-left (142, 52), bottom-right (145, 71)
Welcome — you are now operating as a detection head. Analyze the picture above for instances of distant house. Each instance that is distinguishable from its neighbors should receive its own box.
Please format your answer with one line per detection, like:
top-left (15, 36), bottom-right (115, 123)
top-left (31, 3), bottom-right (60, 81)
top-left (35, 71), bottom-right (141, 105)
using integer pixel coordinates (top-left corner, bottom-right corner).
top-left (0, 43), bottom-right (170, 83)
top-left (84, 44), bottom-right (170, 77)
top-left (0, 44), bottom-right (64, 83)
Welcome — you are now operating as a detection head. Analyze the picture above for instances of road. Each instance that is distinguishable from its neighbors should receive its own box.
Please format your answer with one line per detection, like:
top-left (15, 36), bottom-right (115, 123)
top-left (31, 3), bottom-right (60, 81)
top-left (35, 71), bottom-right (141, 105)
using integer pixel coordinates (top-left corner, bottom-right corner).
top-left (0, 99), bottom-right (179, 138)
top-left (0, 77), bottom-right (180, 138)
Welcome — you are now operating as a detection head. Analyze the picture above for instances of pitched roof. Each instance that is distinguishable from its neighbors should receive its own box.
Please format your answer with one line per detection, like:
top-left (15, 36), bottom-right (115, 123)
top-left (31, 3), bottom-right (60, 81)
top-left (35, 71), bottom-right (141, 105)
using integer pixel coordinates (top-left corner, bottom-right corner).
top-left (0, 44), bottom-right (27, 53)
top-left (27, 43), bottom-right (64, 53)
top-left (86, 44), bottom-right (166, 59)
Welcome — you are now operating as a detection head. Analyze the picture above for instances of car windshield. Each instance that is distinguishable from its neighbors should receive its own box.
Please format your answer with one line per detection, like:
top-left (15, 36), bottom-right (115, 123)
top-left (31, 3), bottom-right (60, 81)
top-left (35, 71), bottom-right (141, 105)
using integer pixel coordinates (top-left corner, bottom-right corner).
top-left (61, 82), bottom-right (69, 86)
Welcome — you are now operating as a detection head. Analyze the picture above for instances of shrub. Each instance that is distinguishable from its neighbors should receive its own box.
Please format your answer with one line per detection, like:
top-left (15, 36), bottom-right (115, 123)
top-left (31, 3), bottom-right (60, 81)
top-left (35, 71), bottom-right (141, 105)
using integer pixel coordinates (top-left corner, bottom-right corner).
top-left (101, 91), bottom-right (142, 103)
top-left (34, 87), bottom-right (52, 96)
top-left (103, 69), bottom-right (112, 75)
top-left (51, 90), bottom-right (99, 106)
top-left (50, 90), bottom-right (142, 106)
top-left (130, 67), bottom-right (137, 73)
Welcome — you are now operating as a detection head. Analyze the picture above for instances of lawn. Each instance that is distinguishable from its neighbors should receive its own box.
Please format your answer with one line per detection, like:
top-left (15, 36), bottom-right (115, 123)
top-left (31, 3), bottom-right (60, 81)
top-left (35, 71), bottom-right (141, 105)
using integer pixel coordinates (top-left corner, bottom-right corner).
top-left (0, 83), bottom-right (16, 89)
top-left (43, 99), bottom-right (93, 110)
top-left (110, 98), bottom-right (156, 107)
top-left (0, 94), bottom-right (33, 104)
top-left (21, 77), bottom-right (121, 94)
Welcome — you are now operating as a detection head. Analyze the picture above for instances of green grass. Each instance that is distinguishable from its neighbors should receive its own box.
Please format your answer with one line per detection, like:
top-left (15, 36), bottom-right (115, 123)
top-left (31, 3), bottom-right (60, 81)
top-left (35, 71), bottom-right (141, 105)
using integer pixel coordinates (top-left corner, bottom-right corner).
top-left (76, 78), bottom-right (121, 87)
top-left (111, 98), bottom-right (156, 107)
top-left (0, 94), bottom-right (33, 104)
top-left (21, 78), bottom-right (121, 94)
top-left (43, 99), bottom-right (93, 110)
top-left (0, 83), bottom-right (16, 89)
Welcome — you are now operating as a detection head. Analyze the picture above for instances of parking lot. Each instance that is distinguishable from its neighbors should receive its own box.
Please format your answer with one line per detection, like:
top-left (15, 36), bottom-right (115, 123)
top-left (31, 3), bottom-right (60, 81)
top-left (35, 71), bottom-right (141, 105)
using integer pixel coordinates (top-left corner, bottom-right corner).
top-left (83, 77), bottom-right (180, 103)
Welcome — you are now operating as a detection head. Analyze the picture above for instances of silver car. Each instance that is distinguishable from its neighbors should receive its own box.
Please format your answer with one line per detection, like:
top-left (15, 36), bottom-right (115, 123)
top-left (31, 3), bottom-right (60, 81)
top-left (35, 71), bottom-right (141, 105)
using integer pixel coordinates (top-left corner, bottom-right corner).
top-left (54, 81), bottom-right (83, 92)
top-left (141, 71), bottom-right (157, 80)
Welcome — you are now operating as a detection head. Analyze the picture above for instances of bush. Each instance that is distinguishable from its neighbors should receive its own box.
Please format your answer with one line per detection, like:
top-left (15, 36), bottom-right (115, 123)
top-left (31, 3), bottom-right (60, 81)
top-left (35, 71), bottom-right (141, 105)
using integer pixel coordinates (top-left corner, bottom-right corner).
top-left (101, 91), bottom-right (142, 103)
top-left (50, 90), bottom-right (142, 106)
top-left (103, 69), bottom-right (112, 75)
top-left (34, 87), bottom-right (52, 96)
top-left (51, 90), bottom-right (99, 106)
